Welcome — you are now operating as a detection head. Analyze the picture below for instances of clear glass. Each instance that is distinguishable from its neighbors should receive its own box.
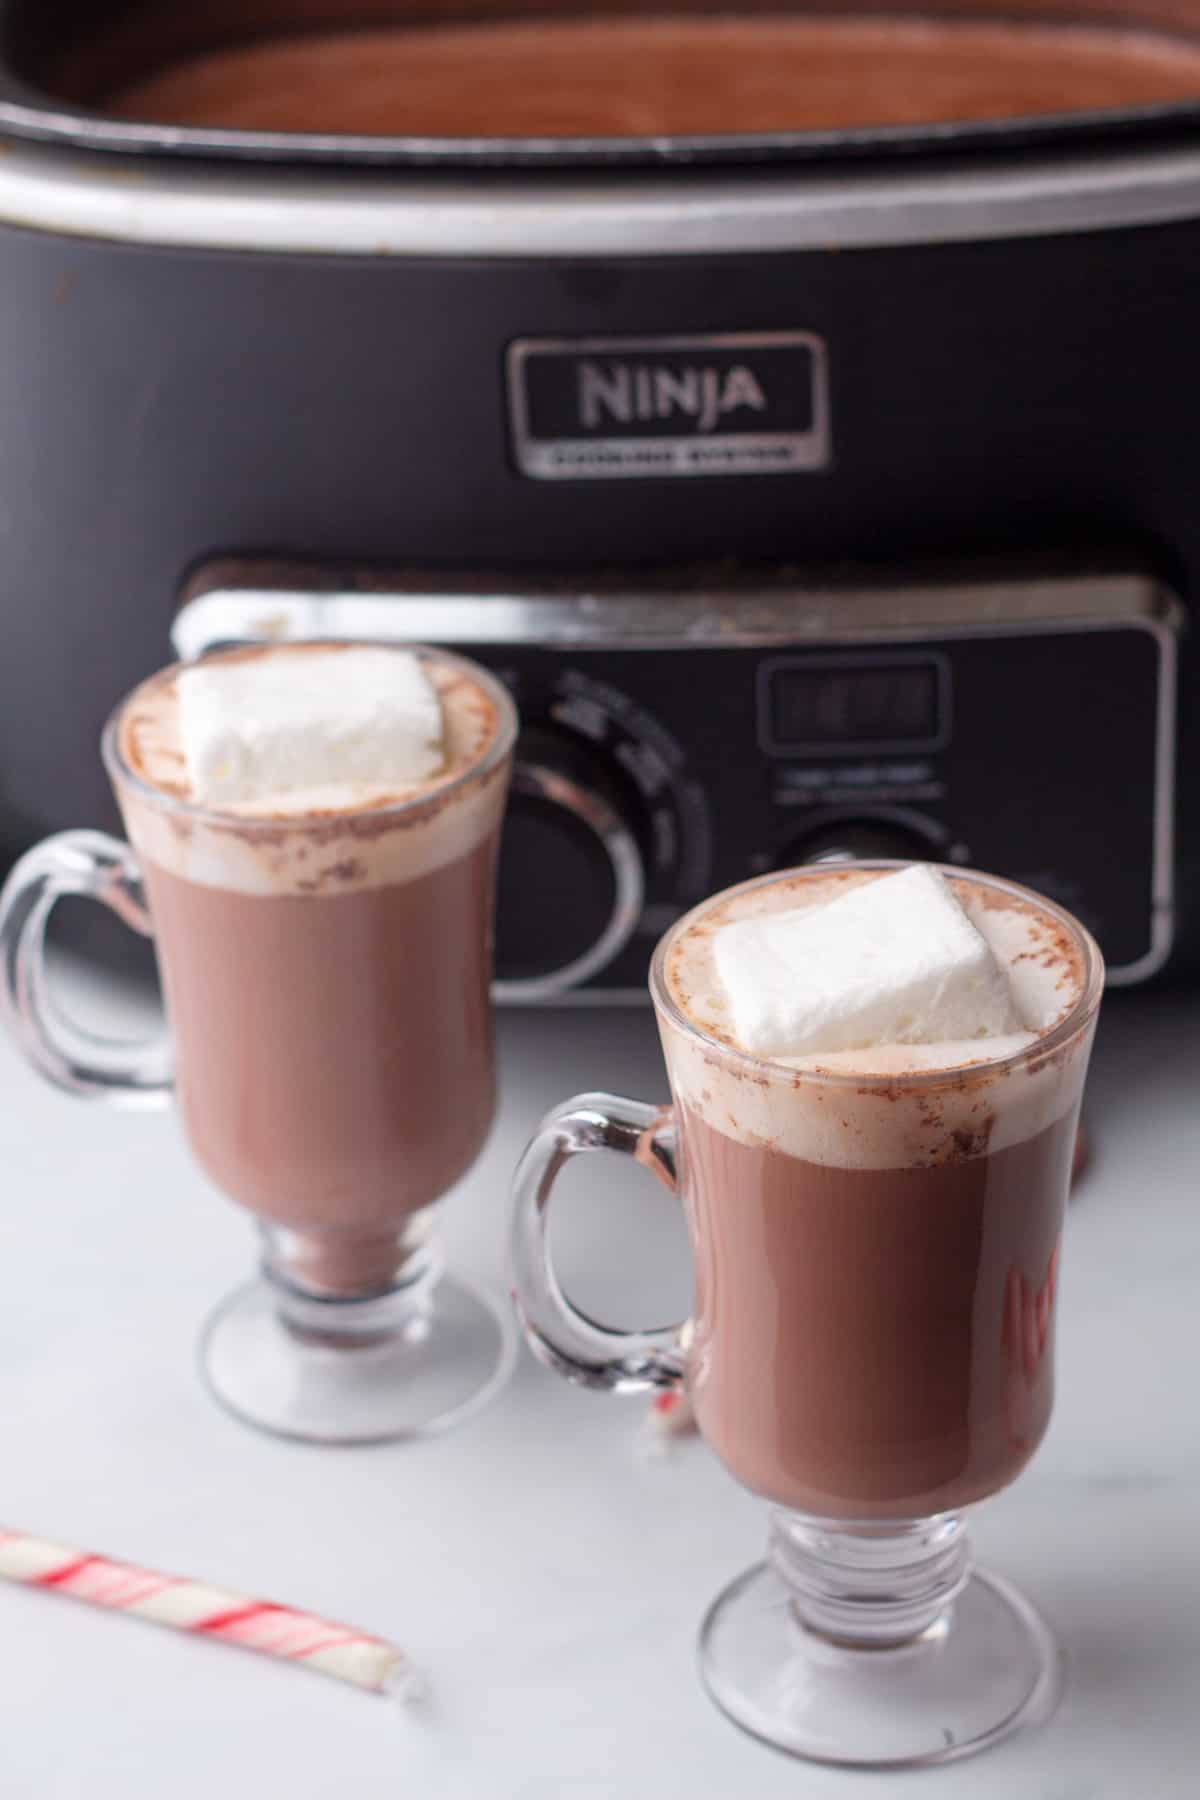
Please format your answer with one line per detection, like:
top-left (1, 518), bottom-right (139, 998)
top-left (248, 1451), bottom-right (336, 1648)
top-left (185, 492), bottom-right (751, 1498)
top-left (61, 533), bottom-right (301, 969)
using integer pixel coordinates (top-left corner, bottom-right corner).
top-left (0, 643), bottom-right (519, 1444)
top-left (510, 863), bottom-right (1103, 1767)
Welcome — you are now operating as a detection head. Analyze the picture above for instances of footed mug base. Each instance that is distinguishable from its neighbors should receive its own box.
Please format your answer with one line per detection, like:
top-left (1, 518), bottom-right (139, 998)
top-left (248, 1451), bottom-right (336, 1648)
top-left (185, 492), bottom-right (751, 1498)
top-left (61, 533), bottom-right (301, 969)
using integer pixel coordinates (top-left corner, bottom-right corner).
top-left (199, 1268), bottom-right (517, 1446)
top-left (698, 1555), bottom-right (1061, 1769)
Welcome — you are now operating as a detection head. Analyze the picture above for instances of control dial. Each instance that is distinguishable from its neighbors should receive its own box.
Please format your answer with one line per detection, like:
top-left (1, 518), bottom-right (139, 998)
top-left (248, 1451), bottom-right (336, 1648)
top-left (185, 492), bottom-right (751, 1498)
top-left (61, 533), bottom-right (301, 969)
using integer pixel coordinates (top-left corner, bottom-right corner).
top-left (494, 728), bottom-right (646, 999)
top-left (779, 819), bottom-right (936, 869)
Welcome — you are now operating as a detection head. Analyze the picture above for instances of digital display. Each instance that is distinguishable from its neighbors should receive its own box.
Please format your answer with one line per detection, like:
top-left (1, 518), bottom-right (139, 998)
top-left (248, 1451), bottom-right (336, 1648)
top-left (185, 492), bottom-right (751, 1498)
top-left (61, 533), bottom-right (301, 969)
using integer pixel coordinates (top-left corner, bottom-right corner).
top-left (764, 660), bottom-right (944, 752)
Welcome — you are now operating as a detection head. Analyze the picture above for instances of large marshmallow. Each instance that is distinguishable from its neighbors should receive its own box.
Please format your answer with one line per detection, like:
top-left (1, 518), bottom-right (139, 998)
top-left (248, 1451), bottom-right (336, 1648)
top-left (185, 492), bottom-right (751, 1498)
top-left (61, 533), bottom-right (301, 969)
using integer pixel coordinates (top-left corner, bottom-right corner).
top-left (177, 648), bottom-right (446, 807)
top-left (712, 864), bottom-right (1024, 1058)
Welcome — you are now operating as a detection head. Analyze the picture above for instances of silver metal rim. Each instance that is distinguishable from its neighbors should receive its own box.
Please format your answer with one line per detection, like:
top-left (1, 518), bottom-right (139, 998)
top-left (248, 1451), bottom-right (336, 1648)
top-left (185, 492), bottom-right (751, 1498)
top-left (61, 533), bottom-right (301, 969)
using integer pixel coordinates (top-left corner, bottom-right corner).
top-left (2, 137), bottom-right (1200, 255)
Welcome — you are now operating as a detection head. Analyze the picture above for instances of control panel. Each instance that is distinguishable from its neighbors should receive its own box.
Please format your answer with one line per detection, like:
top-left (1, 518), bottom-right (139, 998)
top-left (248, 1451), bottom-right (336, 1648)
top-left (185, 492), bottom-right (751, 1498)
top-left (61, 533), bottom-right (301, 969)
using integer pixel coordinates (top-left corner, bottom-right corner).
top-left (174, 566), bottom-right (1178, 997)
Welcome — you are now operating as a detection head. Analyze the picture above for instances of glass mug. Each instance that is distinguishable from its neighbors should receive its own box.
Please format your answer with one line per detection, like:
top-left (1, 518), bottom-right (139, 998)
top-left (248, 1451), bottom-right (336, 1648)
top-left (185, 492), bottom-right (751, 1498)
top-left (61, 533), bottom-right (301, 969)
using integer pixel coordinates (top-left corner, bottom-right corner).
top-left (511, 864), bottom-right (1103, 1767)
top-left (0, 643), bottom-right (518, 1444)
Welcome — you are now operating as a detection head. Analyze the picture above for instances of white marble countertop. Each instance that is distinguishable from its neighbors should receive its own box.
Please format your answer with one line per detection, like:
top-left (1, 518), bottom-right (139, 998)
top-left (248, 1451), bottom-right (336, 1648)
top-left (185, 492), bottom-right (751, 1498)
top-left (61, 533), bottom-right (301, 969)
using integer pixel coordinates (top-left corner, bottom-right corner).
top-left (0, 974), bottom-right (1196, 1798)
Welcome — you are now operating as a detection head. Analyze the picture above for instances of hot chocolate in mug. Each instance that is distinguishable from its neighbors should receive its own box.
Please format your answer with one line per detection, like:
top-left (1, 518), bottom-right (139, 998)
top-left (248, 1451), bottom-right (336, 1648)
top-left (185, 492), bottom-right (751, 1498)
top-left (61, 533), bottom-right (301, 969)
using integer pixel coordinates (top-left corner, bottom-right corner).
top-left (511, 863), bottom-right (1102, 1768)
top-left (0, 641), bottom-right (518, 1445)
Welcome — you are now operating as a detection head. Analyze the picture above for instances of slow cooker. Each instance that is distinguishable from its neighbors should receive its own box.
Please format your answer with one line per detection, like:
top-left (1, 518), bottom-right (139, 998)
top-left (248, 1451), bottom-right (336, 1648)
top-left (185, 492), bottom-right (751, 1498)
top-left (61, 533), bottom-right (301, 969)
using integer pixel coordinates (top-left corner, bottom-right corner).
top-left (0, 1), bottom-right (1192, 997)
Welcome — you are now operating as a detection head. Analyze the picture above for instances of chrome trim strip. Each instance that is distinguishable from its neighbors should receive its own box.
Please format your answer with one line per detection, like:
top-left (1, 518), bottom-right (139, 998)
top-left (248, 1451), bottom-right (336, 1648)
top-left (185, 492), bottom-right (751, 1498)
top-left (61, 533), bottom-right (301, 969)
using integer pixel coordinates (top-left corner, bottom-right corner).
top-left (501, 988), bottom-right (650, 1007)
top-left (172, 570), bottom-right (1179, 988)
top-left (172, 571), bottom-right (1178, 653)
top-left (1104, 602), bottom-right (1179, 987)
top-left (2, 140), bottom-right (1200, 255)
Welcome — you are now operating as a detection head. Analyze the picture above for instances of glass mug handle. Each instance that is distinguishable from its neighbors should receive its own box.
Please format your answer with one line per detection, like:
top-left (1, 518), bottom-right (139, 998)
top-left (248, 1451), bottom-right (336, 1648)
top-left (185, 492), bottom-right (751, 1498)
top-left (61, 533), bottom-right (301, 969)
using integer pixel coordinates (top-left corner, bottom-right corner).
top-left (0, 830), bottom-right (172, 1106)
top-left (510, 1092), bottom-right (688, 1391)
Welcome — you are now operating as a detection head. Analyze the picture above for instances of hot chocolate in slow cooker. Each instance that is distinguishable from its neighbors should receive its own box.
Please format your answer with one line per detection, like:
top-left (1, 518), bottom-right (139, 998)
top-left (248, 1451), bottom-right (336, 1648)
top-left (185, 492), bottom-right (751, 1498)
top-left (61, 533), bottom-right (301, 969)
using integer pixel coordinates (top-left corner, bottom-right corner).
top-left (0, 1), bottom-right (1190, 996)
top-left (97, 15), bottom-right (1200, 139)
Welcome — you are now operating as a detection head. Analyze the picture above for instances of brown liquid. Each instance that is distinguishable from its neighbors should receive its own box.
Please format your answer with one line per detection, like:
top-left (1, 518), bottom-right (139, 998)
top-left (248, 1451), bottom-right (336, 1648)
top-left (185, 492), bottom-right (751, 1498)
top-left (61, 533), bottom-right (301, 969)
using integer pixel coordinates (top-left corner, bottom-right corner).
top-left (104, 15), bottom-right (1200, 139)
top-left (681, 1104), bottom-right (1077, 1519)
top-left (141, 838), bottom-right (499, 1296)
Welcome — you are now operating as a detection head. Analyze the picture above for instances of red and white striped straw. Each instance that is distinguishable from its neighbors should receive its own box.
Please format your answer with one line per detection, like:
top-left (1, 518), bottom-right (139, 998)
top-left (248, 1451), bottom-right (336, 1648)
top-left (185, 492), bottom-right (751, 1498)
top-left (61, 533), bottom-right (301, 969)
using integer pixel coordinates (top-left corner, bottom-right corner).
top-left (0, 1528), bottom-right (423, 1703)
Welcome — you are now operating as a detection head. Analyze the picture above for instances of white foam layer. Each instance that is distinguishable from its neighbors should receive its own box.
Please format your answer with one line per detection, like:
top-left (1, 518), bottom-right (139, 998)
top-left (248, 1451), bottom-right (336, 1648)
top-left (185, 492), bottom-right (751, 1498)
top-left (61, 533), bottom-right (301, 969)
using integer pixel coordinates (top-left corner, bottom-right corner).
top-left (778, 1034), bottom-right (1038, 1076)
top-left (112, 644), bottom-right (513, 897)
top-left (712, 864), bottom-right (1022, 1058)
top-left (660, 866), bottom-right (1096, 1169)
top-left (177, 646), bottom-right (446, 808)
